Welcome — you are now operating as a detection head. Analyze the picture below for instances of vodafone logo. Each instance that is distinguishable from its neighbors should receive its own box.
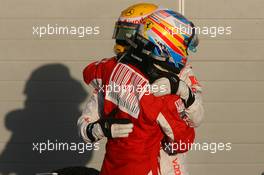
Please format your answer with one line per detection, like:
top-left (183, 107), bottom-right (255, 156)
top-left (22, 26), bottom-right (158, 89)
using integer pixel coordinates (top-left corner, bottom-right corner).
top-left (172, 158), bottom-right (182, 175)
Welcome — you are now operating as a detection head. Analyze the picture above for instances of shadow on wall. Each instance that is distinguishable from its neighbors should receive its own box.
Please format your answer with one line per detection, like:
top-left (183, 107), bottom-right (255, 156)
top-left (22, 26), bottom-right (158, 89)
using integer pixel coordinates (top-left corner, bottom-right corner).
top-left (0, 64), bottom-right (98, 175)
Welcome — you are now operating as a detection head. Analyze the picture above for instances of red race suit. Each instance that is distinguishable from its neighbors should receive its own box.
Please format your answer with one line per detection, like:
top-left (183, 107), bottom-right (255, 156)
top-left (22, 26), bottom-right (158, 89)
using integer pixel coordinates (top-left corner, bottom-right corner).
top-left (82, 57), bottom-right (195, 175)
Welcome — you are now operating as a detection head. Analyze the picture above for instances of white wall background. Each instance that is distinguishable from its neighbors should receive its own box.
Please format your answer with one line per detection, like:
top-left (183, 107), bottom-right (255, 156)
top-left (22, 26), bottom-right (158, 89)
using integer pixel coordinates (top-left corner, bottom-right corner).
top-left (0, 0), bottom-right (263, 174)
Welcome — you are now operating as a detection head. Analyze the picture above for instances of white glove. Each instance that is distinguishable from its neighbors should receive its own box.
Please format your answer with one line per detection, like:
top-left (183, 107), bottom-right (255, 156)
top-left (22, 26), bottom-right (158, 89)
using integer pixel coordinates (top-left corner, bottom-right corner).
top-left (86, 116), bottom-right (134, 142)
top-left (179, 64), bottom-right (202, 93)
top-left (150, 77), bottom-right (172, 97)
top-left (176, 80), bottom-right (195, 107)
top-left (111, 123), bottom-right (134, 138)
top-left (151, 78), bottom-right (194, 108)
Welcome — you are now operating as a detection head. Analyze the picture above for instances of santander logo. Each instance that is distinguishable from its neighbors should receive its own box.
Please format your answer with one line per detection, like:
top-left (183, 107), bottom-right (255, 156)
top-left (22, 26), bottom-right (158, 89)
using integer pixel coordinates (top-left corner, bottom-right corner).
top-left (122, 18), bottom-right (145, 24)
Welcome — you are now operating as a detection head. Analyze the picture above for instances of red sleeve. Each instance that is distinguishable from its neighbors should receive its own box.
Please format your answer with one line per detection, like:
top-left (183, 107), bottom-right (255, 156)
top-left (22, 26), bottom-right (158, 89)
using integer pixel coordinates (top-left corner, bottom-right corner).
top-left (140, 93), bottom-right (194, 153)
top-left (157, 95), bottom-right (195, 153)
top-left (83, 58), bottom-right (116, 90)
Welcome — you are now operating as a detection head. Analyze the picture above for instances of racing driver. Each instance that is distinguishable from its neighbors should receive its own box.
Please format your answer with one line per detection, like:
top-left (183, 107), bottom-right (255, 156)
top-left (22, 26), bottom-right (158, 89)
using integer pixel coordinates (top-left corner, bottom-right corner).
top-left (78, 3), bottom-right (204, 175)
